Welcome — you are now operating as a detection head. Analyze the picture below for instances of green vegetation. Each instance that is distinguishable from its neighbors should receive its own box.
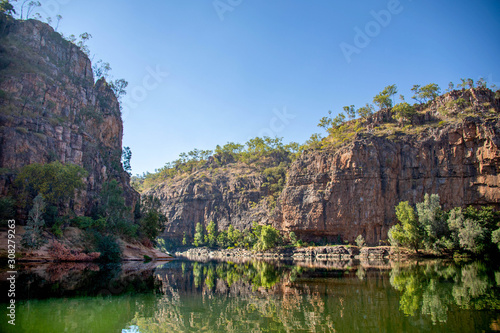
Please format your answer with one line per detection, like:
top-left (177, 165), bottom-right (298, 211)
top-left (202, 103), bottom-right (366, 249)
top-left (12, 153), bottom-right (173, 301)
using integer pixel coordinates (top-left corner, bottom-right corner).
top-left (137, 194), bottom-right (167, 241)
top-left (391, 261), bottom-right (500, 323)
top-left (392, 102), bottom-right (416, 125)
top-left (94, 233), bottom-right (122, 263)
top-left (310, 80), bottom-right (499, 153)
top-left (186, 221), bottom-right (285, 252)
top-left (9, 160), bottom-right (166, 261)
top-left (411, 83), bottom-right (441, 103)
top-left (132, 136), bottom-right (299, 193)
top-left (355, 234), bottom-right (365, 248)
top-left (389, 194), bottom-right (500, 256)
top-left (373, 84), bottom-right (398, 109)
top-left (15, 161), bottom-right (87, 208)
top-left (21, 194), bottom-right (46, 249)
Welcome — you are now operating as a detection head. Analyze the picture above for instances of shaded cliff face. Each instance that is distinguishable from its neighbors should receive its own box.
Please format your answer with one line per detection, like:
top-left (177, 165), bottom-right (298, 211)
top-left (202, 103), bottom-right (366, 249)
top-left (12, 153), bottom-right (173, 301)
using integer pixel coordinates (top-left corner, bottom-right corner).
top-left (0, 16), bottom-right (138, 215)
top-left (276, 89), bottom-right (500, 244)
top-left (146, 163), bottom-right (272, 241)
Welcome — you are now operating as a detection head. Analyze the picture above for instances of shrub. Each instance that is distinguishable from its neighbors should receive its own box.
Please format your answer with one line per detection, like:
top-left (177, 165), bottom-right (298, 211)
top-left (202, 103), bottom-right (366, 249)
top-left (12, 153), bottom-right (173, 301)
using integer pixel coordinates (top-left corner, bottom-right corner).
top-left (253, 225), bottom-right (281, 251)
top-left (193, 222), bottom-right (204, 247)
top-left (0, 196), bottom-right (15, 226)
top-left (355, 234), bottom-right (365, 248)
top-left (72, 216), bottom-right (97, 229)
top-left (138, 195), bottom-right (166, 241)
top-left (96, 234), bottom-right (121, 262)
top-left (15, 161), bottom-right (87, 208)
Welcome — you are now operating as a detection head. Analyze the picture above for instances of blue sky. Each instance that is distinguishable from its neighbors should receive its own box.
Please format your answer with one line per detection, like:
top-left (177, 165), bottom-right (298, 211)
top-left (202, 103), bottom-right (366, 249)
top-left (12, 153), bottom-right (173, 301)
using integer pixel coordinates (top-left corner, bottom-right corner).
top-left (19, 0), bottom-right (500, 175)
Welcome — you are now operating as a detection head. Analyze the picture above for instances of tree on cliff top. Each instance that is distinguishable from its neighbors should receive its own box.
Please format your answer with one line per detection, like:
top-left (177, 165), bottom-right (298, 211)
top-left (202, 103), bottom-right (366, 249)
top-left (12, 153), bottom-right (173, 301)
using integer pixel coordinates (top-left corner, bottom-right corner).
top-left (0, 0), bottom-right (15, 15)
top-left (373, 84), bottom-right (398, 109)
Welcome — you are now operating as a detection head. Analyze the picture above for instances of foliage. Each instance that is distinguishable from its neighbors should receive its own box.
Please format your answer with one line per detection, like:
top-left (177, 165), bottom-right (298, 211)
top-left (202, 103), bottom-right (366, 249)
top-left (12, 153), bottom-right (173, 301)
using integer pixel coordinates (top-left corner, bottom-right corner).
top-left (373, 84), bottom-right (397, 109)
top-left (15, 161), bottom-right (87, 208)
top-left (204, 221), bottom-right (217, 247)
top-left (93, 60), bottom-right (111, 80)
top-left (95, 234), bottom-right (122, 262)
top-left (122, 146), bottom-right (132, 175)
top-left (390, 194), bottom-right (500, 256)
top-left (389, 201), bottom-right (422, 252)
top-left (109, 79), bottom-right (128, 99)
top-left (0, 196), bottom-right (15, 224)
top-left (138, 194), bottom-right (167, 242)
top-left (133, 136), bottom-right (298, 192)
top-left (356, 103), bottom-right (374, 119)
top-left (0, 0), bottom-right (15, 15)
top-left (355, 234), bottom-right (365, 248)
top-left (193, 222), bottom-right (205, 247)
top-left (392, 102), bottom-right (416, 125)
top-left (253, 223), bottom-right (281, 251)
top-left (72, 216), bottom-right (104, 230)
top-left (21, 194), bottom-right (46, 249)
top-left (492, 228), bottom-right (500, 251)
top-left (343, 105), bottom-right (356, 120)
top-left (97, 179), bottom-right (133, 236)
top-left (416, 193), bottom-right (447, 250)
top-left (411, 83), bottom-right (441, 103)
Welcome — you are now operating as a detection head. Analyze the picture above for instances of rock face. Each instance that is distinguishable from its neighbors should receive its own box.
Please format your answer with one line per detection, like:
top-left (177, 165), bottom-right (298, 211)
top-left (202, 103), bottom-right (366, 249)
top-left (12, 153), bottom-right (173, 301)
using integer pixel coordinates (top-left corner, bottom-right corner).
top-left (275, 89), bottom-right (500, 244)
top-left (152, 88), bottom-right (499, 245)
top-left (0, 15), bottom-right (138, 216)
top-left (146, 163), bottom-right (272, 242)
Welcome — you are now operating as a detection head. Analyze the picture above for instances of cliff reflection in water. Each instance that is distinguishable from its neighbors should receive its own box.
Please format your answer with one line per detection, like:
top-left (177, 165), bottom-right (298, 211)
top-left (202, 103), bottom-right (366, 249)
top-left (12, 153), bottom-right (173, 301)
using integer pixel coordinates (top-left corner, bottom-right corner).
top-left (126, 259), bottom-right (500, 332)
top-left (2, 259), bottom-right (500, 332)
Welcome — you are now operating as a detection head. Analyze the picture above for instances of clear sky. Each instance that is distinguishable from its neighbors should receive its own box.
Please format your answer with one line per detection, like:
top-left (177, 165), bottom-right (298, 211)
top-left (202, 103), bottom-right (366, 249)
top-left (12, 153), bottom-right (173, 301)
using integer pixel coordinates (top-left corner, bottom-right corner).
top-left (17, 0), bottom-right (500, 175)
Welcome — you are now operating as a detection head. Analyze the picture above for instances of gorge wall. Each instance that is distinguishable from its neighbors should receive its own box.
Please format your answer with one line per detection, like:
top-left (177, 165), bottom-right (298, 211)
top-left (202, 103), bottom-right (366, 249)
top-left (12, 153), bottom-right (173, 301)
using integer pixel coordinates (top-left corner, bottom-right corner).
top-left (150, 89), bottom-right (500, 245)
top-left (0, 15), bottom-right (138, 216)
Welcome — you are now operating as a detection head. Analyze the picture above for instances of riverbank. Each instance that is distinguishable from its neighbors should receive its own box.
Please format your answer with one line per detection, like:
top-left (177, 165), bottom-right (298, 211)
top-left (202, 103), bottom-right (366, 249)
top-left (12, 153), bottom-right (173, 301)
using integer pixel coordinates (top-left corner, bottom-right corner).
top-left (0, 226), bottom-right (172, 262)
top-left (174, 245), bottom-right (416, 261)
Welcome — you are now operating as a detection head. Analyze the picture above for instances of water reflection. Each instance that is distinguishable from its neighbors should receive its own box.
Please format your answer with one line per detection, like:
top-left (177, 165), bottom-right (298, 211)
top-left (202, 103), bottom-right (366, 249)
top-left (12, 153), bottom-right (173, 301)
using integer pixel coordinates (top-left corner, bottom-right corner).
top-left (390, 261), bottom-right (500, 324)
top-left (1, 259), bottom-right (499, 332)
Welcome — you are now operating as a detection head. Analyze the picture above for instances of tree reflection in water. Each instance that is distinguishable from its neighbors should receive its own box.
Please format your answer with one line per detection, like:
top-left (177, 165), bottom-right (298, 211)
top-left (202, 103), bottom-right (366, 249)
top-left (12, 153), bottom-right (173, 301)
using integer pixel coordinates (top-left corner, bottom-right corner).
top-left (390, 261), bottom-right (500, 324)
top-left (2, 259), bottom-right (499, 332)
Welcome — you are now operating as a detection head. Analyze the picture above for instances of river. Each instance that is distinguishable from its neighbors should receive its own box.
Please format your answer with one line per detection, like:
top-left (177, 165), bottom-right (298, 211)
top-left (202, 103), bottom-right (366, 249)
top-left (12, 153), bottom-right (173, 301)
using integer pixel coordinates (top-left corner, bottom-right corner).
top-left (1, 258), bottom-right (499, 332)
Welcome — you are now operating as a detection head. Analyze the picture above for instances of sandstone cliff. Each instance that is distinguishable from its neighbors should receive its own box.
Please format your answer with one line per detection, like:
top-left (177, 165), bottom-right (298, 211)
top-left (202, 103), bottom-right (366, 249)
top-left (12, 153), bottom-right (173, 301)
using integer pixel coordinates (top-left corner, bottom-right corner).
top-left (276, 88), bottom-right (500, 244)
top-left (146, 162), bottom-right (274, 242)
top-left (149, 88), bottom-right (499, 245)
top-left (0, 15), bottom-right (138, 216)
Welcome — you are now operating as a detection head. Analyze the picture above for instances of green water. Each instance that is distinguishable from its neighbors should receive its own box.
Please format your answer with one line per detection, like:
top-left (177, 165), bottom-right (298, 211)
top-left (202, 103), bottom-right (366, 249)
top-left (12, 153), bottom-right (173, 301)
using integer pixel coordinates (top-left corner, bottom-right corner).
top-left (1, 259), bottom-right (500, 332)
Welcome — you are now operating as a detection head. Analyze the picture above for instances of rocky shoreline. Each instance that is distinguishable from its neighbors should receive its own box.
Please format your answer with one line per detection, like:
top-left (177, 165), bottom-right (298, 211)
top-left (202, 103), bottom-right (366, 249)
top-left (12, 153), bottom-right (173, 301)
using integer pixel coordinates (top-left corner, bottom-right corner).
top-left (174, 245), bottom-right (404, 261)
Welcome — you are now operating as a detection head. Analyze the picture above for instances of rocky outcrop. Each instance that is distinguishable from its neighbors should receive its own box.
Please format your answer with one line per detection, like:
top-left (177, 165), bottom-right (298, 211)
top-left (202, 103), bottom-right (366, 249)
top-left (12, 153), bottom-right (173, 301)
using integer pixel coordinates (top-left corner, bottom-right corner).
top-left (152, 88), bottom-right (499, 246)
top-left (0, 15), bottom-right (138, 216)
top-left (276, 89), bottom-right (500, 244)
top-left (146, 164), bottom-right (272, 242)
